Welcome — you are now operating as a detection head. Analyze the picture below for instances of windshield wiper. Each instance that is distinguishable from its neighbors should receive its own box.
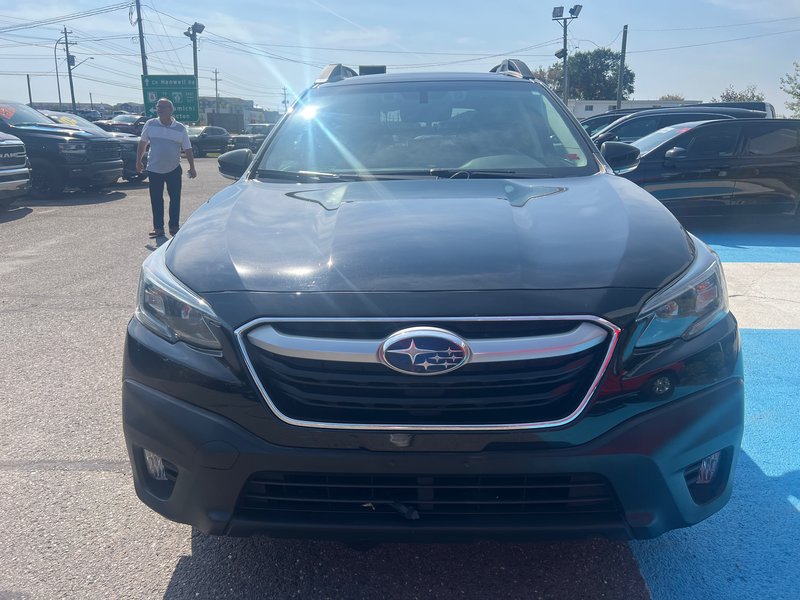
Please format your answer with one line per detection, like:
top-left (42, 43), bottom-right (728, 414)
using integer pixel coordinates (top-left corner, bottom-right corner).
top-left (254, 169), bottom-right (350, 182)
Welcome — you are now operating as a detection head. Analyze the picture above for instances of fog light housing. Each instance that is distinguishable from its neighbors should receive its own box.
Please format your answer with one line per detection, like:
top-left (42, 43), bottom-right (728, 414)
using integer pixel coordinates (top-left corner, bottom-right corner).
top-left (697, 451), bottom-right (721, 484)
top-left (685, 448), bottom-right (730, 505)
top-left (143, 448), bottom-right (168, 481)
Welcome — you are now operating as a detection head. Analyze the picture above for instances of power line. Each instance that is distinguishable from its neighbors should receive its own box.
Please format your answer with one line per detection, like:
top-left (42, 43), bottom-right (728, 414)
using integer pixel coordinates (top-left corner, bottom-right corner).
top-left (0, 4), bottom-right (131, 34)
top-left (634, 14), bottom-right (800, 32)
top-left (628, 27), bottom-right (800, 54)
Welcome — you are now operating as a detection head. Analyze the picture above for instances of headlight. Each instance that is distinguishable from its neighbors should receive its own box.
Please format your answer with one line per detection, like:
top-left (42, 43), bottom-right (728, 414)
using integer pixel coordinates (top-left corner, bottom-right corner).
top-left (134, 242), bottom-right (222, 350)
top-left (634, 237), bottom-right (729, 348)
top-left (58, 142), bottom-right (88, 153)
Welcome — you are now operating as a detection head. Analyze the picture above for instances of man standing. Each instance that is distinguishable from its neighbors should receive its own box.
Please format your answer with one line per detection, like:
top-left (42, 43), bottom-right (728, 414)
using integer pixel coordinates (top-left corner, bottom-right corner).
top-left (136, 98), bottom-right (197, 238)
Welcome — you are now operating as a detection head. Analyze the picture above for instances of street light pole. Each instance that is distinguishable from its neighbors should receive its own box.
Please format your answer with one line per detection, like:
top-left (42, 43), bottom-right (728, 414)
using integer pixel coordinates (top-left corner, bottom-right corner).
top-left (183, 22), bottom-right (205, 80)
top-left (551, 5), bottom-right (582, 105)
top-left (63, 26), bottom-right (77, 113)
top-left (54, 36), bottom-right (64, 110)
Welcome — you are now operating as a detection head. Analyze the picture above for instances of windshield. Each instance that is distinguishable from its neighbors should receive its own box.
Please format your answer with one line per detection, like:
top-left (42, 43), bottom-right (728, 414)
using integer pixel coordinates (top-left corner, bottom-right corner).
top-left (112, 114), bottom-right (138, 123)
top-left (46, 112), bottom-right (107, 135)
top-left (632, 122), bottom-right (706, 156)
top-left (258, 80), bottom-right (595, 179)
top-left (0, 103), bottom-right (53, 126)
top-left (187, 127), bottom-right (203, 135)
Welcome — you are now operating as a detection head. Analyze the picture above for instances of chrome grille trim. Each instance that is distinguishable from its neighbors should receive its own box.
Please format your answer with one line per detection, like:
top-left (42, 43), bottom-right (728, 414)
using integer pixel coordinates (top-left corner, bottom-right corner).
top-left (247, 322), bottom-right (607, 364)
top-left (235, 316), bottom-right (621, 432)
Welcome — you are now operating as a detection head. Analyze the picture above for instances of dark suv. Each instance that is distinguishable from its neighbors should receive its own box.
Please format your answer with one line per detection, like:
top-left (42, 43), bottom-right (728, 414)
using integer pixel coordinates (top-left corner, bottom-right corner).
top-left (592, 107), bottom-right (766, 145)
top-left (623, 119), bottom-right (800, 218)
top-left (187, 126), bottom-right (230, 156)
top-left (0, 101), bottom-right (123, 194)
top-left (123, 60), bottom-right (743, 542)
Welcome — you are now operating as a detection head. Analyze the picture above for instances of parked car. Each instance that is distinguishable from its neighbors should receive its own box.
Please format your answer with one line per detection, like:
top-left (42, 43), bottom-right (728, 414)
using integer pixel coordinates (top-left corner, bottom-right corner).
top-left (95, 114), bottom-right (148, 136)
top-left (580, 108), bottom-right (643, 136)
top-left (0, 101), bottom-right (123, 195)
top-left (122, 60), bottom-right (743, 542)
top-left (41, 110), bottom-right (146, 183)
top-left (620, 118), bottom-right (800, 218)
top-left (227, 123), bottom-right (274, 152)
top-left (186, 126), bottom-right (231, 156)
top-left (0, 131), bottom-right (31, 209)
top-left (76, 109), bottom-right (103, 122)
top-left (592, 106), bottom-right (766, 146)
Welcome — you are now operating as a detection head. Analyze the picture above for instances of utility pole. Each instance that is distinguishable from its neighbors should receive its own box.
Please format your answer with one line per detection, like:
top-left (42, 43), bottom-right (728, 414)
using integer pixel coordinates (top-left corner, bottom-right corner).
top-left (53, 36), bottom-right (63, 109)
top-left (26, 75), bottom-right (33, 105)
top-left (90, 92), bottom-right (94, 109)
top-left (282, 87), bottom-right (288, 113)
top-left (615, 25), bottom-right (629, 110)
top-left (213, 69), bottom-right (220, 113)
top-left (134, 0), bottom-right (147, 75)
top-left (63, 27), bottom-right (77, 113)
top-left (551, 5), bottom-right (582, 105)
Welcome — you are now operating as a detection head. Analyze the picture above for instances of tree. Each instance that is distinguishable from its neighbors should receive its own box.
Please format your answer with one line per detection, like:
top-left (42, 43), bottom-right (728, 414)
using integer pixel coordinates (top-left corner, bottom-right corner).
top-left (536, 48), bottom-right (635, 100)
top-left (658, 93), bottom-right (685, 101)
top-left (711, 84), bottom-right (765, 102)
top-left (780, 62), bottom-right (800, 117)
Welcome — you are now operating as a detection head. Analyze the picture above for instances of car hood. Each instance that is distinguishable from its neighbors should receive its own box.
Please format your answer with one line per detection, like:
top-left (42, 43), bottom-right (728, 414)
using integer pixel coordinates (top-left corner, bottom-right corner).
top-left (10, 123), bottom-right (102, 140)
top-left (167, 174), bottom-right (693, 294)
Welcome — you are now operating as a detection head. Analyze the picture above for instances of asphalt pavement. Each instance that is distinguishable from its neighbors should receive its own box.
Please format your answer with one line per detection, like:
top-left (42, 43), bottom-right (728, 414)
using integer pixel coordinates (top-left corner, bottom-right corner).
top-left (1, 162), bottom-right (798, 599)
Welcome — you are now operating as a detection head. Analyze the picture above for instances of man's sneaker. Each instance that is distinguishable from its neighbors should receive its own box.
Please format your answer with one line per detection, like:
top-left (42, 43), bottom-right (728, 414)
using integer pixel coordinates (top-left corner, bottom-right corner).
top-left (148, 229), bottom-right (165, 238)
top-left (169, 226), bottom-right (180, 236)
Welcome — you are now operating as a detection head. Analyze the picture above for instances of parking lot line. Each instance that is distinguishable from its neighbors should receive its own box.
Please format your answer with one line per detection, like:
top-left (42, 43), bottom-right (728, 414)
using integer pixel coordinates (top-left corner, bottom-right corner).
top-left (633, 329), bottom-right (800, 600)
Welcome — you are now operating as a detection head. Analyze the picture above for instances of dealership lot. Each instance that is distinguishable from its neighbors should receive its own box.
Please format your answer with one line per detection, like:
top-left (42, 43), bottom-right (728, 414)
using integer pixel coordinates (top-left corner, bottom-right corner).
top-left (1, 159), bottom-right (798, 599)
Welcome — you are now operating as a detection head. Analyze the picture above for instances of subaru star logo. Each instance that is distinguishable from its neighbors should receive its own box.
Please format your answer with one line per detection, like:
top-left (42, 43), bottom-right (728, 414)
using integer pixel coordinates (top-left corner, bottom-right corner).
top-left (378, 327), bottom-right (470, 376)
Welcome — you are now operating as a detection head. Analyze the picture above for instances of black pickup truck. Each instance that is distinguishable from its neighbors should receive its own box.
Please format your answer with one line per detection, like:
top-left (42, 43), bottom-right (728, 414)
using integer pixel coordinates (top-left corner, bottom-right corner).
top-left (0, 131), bottom-right (30, 209)
top-left (0, 101), bottom-right (123, 195)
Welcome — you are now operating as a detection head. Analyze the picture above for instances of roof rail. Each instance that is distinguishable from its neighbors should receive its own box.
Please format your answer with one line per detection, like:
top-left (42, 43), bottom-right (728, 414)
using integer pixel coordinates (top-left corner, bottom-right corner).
top-left (490, 59), bottom-right (535, 80)
top-left (315, 64), bottom-right (359, 86)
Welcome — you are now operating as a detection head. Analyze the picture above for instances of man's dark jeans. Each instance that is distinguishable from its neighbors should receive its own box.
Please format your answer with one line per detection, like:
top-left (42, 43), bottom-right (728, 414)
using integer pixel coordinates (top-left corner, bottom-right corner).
top-left (148, 166), bottom-right (182, 231)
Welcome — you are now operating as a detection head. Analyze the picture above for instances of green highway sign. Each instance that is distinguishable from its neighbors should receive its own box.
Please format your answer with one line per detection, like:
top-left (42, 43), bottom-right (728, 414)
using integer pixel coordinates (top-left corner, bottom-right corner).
top-left (141, 74), bottom-right (199, 123)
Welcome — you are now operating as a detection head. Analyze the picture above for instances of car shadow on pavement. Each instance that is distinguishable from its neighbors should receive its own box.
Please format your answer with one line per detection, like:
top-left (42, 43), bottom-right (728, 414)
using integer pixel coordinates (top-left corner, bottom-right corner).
top-left (0, 206), bottom-right (32, 224)
top-left (163, 535), bottom-right (648, 599)
top-left (633, 455), bottom-right (800, 600)
top-left (17, 190), bottom-right (127, 208)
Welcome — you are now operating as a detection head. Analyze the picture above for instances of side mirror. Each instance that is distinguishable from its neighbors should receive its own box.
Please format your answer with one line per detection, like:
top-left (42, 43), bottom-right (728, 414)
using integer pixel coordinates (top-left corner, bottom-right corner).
top-left (218, 149), bottom-right (252, 180)
top-left (601, 141), bottom-right (640, 175)
top-left (664, 147), bottom-right (688, 160)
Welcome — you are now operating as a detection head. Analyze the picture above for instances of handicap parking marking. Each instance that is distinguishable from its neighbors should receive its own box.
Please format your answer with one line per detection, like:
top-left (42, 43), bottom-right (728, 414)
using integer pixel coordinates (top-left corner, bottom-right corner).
top-left (632, 329), bottom-right (800, 600)
top-left (683, 219), bottom-right (800, 263)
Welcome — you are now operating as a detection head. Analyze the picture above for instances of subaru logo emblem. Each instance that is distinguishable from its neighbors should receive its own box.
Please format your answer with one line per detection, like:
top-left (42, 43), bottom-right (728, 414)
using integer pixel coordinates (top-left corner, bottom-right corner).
top-left (378, 327), bottom-right (470, 376)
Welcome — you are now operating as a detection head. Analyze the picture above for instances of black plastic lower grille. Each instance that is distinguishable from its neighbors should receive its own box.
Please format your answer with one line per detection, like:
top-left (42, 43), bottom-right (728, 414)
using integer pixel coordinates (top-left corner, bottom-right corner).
top-left (236, 472), bottom-right (620, 523)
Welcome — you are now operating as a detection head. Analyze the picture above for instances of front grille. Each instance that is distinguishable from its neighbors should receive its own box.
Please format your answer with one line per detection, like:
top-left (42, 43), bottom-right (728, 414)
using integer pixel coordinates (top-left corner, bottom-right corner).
top-left (88, 140), bottom-right (121, 161)
top-left (241, 319), bottom-right (613, 427)
top-left (0, 145), bottom-right (26, 167)
top-left (236, 472), bottom-right (621, 525)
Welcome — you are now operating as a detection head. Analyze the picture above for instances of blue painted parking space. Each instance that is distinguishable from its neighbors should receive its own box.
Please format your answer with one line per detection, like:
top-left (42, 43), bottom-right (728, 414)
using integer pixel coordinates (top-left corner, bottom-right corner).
top-left (632, 329), bottom-right (800, 600)
top-left (683, 219), bottom-right (800, 263)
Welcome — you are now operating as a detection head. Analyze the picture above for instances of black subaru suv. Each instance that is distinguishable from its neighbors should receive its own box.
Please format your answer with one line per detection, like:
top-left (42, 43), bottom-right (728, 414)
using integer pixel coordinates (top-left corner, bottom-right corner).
top-left (123, 61), bottom-right (743, 542)
top-left (0, 101), bottom-right (123, 194)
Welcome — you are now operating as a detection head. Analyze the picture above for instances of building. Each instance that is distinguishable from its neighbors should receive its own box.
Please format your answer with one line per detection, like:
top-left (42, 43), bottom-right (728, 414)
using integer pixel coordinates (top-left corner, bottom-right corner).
top-left (568, 99), bottom-right (702, 119)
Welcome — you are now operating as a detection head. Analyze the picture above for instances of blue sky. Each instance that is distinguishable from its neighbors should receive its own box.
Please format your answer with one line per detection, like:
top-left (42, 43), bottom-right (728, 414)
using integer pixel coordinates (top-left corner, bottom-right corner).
top-left (1, 0), bottom-right (799, 114)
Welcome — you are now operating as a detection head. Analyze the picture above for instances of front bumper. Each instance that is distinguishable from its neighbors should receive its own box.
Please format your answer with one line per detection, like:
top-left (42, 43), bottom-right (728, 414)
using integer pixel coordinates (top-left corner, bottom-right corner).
top-left (62, 159), bottom-right (124, 186)
top-left (122, 366), bottom-right (744, 541)
top-left (0, 166), bottom-right (31, 199)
